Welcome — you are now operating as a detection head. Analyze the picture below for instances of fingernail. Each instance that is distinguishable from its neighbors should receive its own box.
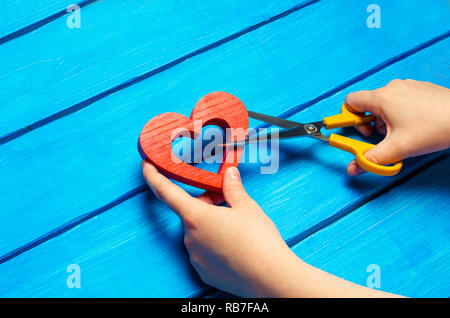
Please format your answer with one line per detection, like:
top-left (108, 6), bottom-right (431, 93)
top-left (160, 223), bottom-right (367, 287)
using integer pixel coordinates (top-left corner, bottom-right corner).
top-left (227, 167), bottom-right (240, 180)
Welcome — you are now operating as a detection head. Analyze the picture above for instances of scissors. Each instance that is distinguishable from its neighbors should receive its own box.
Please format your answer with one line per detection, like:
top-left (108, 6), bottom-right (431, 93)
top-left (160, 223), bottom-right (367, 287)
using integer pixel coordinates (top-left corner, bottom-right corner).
top-left (226, 103), bottom-right (403, 176)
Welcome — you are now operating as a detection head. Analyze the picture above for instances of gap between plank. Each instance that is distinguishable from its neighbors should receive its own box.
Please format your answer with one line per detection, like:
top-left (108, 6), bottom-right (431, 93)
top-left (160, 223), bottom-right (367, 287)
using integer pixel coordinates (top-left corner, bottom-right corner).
top-left (0, 185), bottom-right (147, 265)
top-left (1, 27), bottom-right (448, 145)
top-left (0, 0), bottom-right (320, 145)
top-left (0, 0), bottom-right (101, 46)
top-left (0, 31), bottom-right (448, 266)
top-left (285, 154), bottom-right (449, 247)
top-left (259, 31), bottom-right (450, 126)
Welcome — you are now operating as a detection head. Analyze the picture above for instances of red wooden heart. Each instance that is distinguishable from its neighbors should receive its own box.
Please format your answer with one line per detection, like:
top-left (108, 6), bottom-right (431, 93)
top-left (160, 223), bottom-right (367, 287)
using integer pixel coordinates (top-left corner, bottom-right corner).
top-left (138, 92), bottom-right (249, 193)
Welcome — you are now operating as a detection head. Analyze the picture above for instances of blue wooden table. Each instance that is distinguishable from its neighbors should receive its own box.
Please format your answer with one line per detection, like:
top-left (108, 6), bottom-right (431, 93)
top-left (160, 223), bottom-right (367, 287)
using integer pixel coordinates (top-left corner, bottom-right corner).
top-left (0, 0), bottom-right (449, 297)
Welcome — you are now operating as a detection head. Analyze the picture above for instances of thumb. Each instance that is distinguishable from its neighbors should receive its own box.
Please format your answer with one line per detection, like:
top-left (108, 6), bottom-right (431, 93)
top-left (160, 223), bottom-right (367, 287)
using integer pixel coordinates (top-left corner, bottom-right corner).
top-left (222, 167), bottom-right (253, 208)
top-left (364, 136), bottom-right (403, 165)
top-left (348, 136), bottom-right (402, 176)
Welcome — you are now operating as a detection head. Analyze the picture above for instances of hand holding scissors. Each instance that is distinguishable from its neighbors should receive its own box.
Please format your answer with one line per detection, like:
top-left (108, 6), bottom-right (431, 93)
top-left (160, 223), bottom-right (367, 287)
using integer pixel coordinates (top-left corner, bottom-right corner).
top-left (227, 103), bottom-right (403, 176)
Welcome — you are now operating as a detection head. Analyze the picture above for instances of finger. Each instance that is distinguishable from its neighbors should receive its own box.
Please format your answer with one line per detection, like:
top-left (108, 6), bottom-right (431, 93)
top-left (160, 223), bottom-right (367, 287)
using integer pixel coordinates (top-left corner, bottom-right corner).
top-left (355, 123), bottom-right (373, 137)
top-left (375, 117), bottom-right (387, 135)
top-left (345, 90), bottom-right (382, 116)
top-left (347, 159), bottom-right (366, 176)
top-left (222, 167), bottom-right (253, 208)
top-left (198, 191), bottom-right (225, 205)
top-left (142, 160), bottom-right (204, 219)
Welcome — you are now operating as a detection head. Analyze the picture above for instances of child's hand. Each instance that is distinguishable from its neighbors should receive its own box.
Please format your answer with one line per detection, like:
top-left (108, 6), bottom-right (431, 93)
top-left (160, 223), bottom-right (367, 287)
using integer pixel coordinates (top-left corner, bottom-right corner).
top-left (142, 161), bottom-right (299, 297)
top-left (345, 79), bottom-right (450, 176)
top-left (142, 162), bottom-right (401, 297)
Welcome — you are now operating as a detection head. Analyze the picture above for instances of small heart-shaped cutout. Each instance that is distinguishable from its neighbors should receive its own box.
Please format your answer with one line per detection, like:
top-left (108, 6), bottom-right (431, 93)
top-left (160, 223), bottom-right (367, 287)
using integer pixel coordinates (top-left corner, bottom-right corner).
top-left (172, 125), bottom-right (226, 174)
top-left (138, 92), bottom-right (249, 193)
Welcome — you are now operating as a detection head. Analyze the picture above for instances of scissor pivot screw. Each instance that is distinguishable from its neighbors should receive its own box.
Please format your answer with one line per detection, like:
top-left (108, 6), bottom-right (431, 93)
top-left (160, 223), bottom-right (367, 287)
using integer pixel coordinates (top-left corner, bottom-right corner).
top-left (305, 124), bottom-right (318, 133)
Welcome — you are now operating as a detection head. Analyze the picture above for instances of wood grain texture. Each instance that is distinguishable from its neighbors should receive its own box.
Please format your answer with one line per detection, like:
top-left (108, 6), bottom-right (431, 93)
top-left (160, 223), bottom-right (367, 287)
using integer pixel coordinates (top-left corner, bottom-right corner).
top-left (0, 0), bottom-right (448, 259)
top-left (0, 0), bottom-right (305, 138)
top-left (139, 92), bottom-right (248, 193)
top-left (291, 157), bottom-right (450, 298)
top-left (0, 37), bottom-right (448, 296)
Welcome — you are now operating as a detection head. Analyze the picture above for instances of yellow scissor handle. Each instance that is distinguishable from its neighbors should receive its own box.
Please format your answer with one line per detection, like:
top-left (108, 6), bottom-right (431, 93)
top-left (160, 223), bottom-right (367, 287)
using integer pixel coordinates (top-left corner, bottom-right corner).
top-left (328, 134), bottom-right (402, 176)
top-left (323, 103), bottom-right (376, 129)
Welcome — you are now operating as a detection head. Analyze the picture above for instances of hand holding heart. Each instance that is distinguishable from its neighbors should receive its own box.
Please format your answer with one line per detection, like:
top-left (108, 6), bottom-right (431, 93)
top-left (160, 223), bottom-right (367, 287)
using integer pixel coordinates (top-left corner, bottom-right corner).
top-left (138, 92), bottom-right (249, 193)
top-left (141, 160), bottom-right (295, 297)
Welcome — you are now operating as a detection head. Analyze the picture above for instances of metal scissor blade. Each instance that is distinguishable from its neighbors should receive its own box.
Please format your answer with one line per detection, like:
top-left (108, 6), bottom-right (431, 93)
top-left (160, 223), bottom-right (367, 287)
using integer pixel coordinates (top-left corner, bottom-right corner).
top-left (222, 122), bottom-right (326, 147)
top-left (249, 126), bottom-right (311, 144)
top-left (248, 111), bottom-right (301, 128)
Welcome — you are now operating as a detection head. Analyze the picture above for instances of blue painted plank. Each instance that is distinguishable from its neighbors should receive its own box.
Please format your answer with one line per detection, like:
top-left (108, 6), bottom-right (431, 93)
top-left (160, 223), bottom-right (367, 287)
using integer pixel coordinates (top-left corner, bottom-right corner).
top-left (291, 157), bottom-right (450, 298)
top-left (0, 0), bottom-right (449, 259)
top-left (0, 1), bottom-right (95, 41)
top-left (0, 33), bottom-right (448, 296)
top-left (1, 190), bottom-right (202, 297)
top-left (0, 0), bottom-right (308, 139)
